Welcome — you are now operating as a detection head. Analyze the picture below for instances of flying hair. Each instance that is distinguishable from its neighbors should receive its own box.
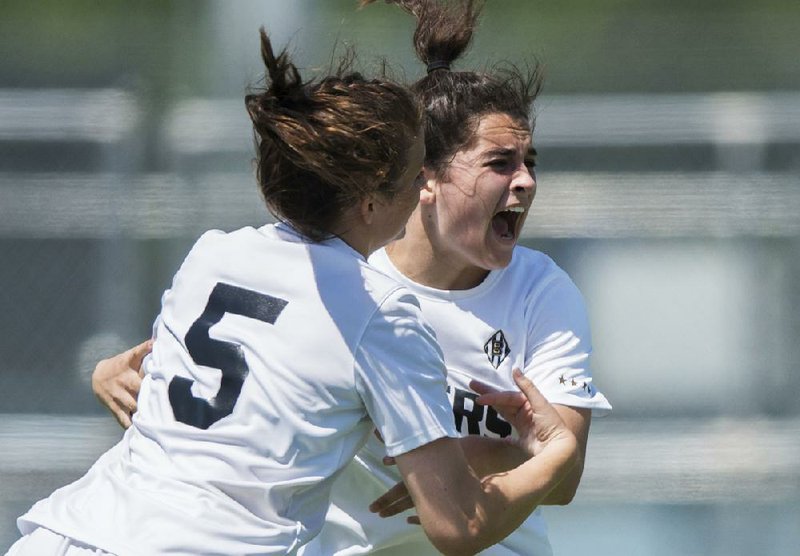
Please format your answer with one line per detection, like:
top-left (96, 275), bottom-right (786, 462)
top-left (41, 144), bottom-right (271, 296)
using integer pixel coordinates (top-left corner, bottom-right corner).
top-left (361, 0), bottom-right (481, 70)
top-left (363, 0), bottom-right (543, 176)
top-left (244, 27), bottom-right (422, 241)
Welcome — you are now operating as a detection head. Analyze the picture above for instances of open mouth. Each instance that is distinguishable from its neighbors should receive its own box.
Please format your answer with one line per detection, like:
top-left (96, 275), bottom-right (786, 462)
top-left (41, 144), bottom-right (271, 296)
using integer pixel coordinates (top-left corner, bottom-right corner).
top-left (491, 206), bottom-right (525, 240)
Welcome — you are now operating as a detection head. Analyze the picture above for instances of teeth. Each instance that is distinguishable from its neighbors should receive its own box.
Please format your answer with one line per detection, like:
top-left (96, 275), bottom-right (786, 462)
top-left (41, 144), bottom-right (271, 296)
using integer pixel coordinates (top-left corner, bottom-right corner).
top-left (502, 207), bottom-right (526, 214)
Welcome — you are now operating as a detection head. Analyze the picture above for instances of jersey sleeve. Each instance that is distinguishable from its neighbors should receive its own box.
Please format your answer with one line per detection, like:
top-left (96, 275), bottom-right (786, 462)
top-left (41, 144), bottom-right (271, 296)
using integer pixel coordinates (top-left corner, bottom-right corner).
top-left (524, 269), bottom-right (612, 416)
top-left (354, 289), bottom-right (459, 457)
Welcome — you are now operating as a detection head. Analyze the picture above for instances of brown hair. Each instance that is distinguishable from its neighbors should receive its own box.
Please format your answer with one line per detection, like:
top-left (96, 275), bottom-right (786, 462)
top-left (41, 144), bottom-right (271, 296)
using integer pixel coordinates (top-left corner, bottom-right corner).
top-left (363, 0), bottom-right (543, 177)
top-left (245, 27), bottom-right (423, 241)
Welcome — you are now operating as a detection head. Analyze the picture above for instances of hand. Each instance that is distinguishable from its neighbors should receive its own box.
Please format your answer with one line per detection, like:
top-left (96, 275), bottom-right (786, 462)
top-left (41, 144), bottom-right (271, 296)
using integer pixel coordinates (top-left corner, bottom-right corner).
top-left (368, 479), bottom-right (418, 521)
top-left (91, 339), bottom-right (152, 429)
top-left (472, 369), bottom-right (573, 458)
top-left (367, 454), bottom-right (423, 524)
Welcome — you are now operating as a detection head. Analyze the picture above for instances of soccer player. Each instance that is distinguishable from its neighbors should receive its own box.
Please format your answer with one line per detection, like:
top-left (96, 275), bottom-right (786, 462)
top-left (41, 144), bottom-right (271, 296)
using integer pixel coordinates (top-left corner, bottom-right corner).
top-left (94, 1), bottom-right (613, 554)
top-left (93, 2), bottom-right (612, 552)
top-left (7, 27), bottom-right (578, 556)
top-left (302, 1), bottom-right (613, 554)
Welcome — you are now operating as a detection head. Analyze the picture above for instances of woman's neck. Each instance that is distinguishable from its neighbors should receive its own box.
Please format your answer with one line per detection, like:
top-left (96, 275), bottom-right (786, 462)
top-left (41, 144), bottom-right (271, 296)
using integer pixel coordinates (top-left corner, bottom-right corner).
top-left (386, 221), bottom-right (490, 291)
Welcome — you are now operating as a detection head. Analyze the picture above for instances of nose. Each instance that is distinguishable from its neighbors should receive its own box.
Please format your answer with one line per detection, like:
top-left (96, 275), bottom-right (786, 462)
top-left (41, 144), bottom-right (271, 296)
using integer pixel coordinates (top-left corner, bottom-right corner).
top-left (511, 164), bottom-right (536, 197)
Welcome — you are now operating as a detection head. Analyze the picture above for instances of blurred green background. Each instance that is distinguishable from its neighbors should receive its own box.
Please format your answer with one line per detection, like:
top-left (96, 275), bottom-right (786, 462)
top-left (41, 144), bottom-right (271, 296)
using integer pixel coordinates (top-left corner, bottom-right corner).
top-left (3, 0), bottom-right (798, 92)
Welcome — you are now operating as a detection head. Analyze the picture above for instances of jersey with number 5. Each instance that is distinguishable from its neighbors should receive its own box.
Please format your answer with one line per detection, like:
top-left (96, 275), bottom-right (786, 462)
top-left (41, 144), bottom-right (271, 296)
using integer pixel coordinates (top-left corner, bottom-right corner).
top-left (18, 223), bottom-right (457, 556)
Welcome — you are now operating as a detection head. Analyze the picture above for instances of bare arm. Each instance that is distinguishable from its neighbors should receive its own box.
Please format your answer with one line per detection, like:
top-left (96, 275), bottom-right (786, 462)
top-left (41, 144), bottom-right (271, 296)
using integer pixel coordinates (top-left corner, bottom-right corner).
top-left (91, 340), bottom-right (151, 428)
top-left (456, 435), bottom-right (526, 478)
top-left (371, 407), bottom-right (589, 518)
top-left (367, 435), bottom-right (521, 520)
top-left (382, 371), bottom-right (578, 556)
top-left (546, 405), bottom-right (590, 504)
top-left (471, 380), bottom-right (591, 505)
top-left (455, 407), bottom-right (590, 506)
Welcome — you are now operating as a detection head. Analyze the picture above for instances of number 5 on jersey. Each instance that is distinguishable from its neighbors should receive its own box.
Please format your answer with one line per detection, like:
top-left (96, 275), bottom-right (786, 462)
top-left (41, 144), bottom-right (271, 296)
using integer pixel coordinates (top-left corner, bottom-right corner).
top-left (169, 282), bottom-right (288, 429)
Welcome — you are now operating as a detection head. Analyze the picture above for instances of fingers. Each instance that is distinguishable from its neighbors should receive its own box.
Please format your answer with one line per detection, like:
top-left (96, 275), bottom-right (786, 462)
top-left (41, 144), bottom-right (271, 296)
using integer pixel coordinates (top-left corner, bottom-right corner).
top-left (112, 386), bottom-right (139, 416)
top-left (113, 408), bottom-right (133, 429)
top-left (512, 368), bottom-right (552, 411)
top-left (472, 375), bottom-right (530, 428)
top-left (128, 339), bottom-right (154, 372)
top-left (468, 379), bottom-right (497, 395)
top-left (369, 481), bottom-right (414, 517)
top-left (471, 370), bottom-right (550, 414)
top-left (376, 496), bottom-right (415, 518)
top-left (472, 378), bottom-right (526, 409)
top-left (474, 390), bottom-right (526, 409)
top-left (100, 388), bottom-right (135, 429)
top-left (92, 340), bottom-right (150, 430)
top-left (100, 377), bottom-right (140, 429)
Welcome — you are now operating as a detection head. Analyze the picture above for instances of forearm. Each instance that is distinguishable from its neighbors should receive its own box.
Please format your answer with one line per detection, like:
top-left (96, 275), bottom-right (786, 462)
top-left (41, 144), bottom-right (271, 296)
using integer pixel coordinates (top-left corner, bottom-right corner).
top-left (469, 433), bottom-right (578, 551)
top-left (539, 446), bottom-right (584, 504)
top-left (457, 436), bottom-right (527, 477)
top-left (457, 409), bottom-right (589, 506)
top-left (539, 405), bottom-right (591, 505)
top-left (398, 372), bottom-right (581, 555)
top-left (460, 434), bottom-right (583, 506)
top-left (401, 433), bottom-right (578, 556)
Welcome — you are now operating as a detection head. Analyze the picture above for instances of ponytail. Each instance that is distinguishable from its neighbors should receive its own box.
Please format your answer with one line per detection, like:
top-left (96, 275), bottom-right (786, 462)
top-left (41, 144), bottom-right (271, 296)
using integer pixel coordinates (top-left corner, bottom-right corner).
top-left (245, 27), bottom-right (422, 241)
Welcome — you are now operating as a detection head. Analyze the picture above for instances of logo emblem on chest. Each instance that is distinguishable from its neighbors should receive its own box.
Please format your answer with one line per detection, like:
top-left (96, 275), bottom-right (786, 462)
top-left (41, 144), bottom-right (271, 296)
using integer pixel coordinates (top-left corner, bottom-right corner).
top-left (484, 329), bottom-right (510, 369)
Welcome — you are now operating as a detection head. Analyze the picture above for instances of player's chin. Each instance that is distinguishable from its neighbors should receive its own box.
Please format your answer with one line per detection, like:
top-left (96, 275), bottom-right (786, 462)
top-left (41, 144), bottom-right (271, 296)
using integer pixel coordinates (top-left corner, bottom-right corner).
top-left (492, 252), bottom-right (514, 270)
top-left (482, 243), bottom-right (515, 270)
top-left (485, 233), bottom-right (517, 266)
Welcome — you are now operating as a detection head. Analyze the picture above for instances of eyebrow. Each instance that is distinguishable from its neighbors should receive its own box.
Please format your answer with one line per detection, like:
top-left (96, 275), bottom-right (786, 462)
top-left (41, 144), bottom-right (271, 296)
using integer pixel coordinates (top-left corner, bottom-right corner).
top-left (483, 147), bottom-right (539, 157)
top-left (482, 147), bottom-right (538, 158)
top-left (477, 147), bottom-right (508, 159)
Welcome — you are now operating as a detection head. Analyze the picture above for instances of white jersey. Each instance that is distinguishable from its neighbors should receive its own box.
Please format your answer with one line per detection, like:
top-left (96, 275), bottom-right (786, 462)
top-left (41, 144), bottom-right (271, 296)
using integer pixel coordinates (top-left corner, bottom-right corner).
top-left (17, 223), bottom-right (458, 556)
top-left (301, 246), bottom-right (612, 556)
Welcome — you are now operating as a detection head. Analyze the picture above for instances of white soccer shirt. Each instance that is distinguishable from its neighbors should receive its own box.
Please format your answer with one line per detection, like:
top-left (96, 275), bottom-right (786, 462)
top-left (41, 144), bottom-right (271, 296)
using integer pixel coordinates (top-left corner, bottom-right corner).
top-left (17, 223), bottom-right (457, 555)
top-left (301, 246), bottom-right (612, 556)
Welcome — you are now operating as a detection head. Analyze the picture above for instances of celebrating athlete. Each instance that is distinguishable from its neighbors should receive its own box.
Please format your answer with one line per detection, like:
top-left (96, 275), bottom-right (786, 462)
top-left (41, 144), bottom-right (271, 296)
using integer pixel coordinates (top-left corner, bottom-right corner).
top-left (8, 25), bottom-right (578, 556)
top-left (92, 1), bottom-right (612, 554)
top-left (301, 2), bottom-right (612, 554)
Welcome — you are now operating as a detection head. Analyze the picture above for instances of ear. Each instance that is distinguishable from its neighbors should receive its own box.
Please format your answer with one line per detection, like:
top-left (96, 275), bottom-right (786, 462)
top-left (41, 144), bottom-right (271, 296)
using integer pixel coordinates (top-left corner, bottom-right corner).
top-left (419, 166), bottom-right (437, 206)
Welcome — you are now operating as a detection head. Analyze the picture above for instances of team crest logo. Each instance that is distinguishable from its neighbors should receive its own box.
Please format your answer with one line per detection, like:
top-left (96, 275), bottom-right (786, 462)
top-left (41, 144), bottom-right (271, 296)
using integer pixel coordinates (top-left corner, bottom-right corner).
top-left (484, 330), bottom-right (510, 369)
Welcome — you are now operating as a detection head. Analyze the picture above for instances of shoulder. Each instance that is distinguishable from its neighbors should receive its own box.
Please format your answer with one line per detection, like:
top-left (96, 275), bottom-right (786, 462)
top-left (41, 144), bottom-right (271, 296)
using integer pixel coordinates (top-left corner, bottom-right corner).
top-left (506, 246), bottom-right (582, 302)
top-left (358, 251), bottom-right (419, 309)
top-left (184, 227), bottom-right (260, 260)
top-left (165, 228), bottom-right (266, 283)
top-left (357, 275), bottom-right (432, 356)
top-left (501, 247), bottom-right (591, 339)
top-left (306, 246), bottom-right (427, 347)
